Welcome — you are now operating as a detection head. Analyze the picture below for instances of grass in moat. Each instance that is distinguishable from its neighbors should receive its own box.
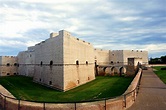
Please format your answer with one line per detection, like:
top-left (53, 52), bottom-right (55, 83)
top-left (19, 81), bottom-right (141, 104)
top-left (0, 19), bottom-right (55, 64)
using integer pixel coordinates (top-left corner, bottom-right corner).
top-left (0, 75), bottom-right (133, 102)
top-left (153, 66), bottom-right (166, 84)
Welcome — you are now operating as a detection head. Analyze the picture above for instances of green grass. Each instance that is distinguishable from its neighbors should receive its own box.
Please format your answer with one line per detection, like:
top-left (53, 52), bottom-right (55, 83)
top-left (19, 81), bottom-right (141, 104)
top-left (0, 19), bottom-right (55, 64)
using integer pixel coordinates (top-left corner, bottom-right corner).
top-left (153, 66), bottom-right (166, 84)
top-left (0, 75), bottom-right (133, 102)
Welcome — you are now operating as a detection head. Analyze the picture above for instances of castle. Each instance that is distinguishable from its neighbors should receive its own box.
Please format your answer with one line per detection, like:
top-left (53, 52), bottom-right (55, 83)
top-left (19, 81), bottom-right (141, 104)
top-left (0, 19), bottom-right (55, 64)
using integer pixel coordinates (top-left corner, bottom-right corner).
top-left (0, 30), bottom-right (148, 91)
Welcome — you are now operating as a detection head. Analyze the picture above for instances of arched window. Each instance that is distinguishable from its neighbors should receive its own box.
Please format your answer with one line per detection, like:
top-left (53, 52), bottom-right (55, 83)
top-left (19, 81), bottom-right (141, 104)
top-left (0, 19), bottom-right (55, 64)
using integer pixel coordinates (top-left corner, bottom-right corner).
top-left (49, 81), bottom-right (52, 85)
top-left (40, 61), bottom-right (43, 66)
top-left (77, 80), bottom-right (80, 84)
top-left (76, 60), bottom-right (79, 65)
top-left (50, 60), bottom-right (53, 66)
top-left (86, 61), bottom-right (88, 65)
top-left (6, 63), bottom-right (10, 66)
top-left (14, 63), bottom-right (17, 66)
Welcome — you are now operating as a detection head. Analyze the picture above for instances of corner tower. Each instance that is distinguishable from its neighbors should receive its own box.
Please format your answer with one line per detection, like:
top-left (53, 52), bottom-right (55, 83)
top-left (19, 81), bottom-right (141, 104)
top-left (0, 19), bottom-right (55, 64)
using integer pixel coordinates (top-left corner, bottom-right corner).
top-left (62, 30), bottom-right (95, 91)
top-left (32, 30), bottom-right (95, 91)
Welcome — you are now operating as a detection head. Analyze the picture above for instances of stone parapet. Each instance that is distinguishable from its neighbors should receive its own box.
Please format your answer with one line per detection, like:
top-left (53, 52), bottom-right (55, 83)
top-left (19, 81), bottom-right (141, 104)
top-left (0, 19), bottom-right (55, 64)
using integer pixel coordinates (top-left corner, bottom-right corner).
top-left (0, 68), bottom-right (142, 110)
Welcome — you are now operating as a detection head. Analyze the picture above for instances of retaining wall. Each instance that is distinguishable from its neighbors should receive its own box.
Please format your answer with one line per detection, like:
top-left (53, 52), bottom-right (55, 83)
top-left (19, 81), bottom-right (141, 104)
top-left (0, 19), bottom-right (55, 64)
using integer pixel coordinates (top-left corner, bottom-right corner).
top-left (0, 68), bottom-right (142, 110)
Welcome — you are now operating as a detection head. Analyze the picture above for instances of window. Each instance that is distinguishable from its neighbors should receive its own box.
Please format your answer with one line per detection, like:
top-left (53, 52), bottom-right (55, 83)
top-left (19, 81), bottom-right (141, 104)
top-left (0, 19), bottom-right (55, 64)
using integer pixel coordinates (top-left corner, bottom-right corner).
top-left (14, 63), bottom-right (17, 66)
top-left (111, 61), bottom-right (113, 64)
top-left (77, 80), bottom-right (80, 84)
top-left (86, 61), bottom-right (88, 65)
top-left (6, 63), bottom-right (10, 66)
top-left (117, 61), bottom-right (119, 63)
top-left (7, 73), bottom-right (10, 75)
top-left (14, 73), bottom-right (16, 75)
top-left (40, 61), bottom-right (43, 66)
top-left (49, 81), bottom-right (52, 85)
top-left (95, 60), bottom-right (97, 65)
top-left (76, 60), bottom-right (79, 65)
top-left (50, 60), bottom-right (53, 66)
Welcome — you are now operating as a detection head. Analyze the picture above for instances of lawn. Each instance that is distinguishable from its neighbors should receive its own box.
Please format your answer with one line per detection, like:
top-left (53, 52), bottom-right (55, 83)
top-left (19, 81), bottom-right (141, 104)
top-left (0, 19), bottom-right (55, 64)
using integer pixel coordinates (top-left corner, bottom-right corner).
top-left (153, 66), bottom-right (166, 84)
top-left (0, 75), bottom-right (133, 103)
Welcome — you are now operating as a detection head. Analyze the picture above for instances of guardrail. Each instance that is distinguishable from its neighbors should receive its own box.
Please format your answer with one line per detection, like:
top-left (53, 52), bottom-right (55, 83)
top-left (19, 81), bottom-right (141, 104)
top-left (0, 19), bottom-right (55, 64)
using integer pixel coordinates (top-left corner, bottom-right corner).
top-left (0, 68), bottom-right (142, 110)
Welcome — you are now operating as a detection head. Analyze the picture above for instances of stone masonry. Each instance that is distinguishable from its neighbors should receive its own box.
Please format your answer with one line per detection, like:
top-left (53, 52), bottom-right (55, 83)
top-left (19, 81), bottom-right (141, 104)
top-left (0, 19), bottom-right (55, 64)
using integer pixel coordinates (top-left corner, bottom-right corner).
top-left (0, 30), bottom-right (148, 91)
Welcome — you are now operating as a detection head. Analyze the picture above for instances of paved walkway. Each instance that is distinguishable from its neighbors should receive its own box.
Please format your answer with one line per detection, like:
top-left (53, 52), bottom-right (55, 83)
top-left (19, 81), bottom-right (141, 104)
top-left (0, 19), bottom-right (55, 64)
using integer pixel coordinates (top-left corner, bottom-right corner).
top-left (128, 68), bottom-right (166, 110)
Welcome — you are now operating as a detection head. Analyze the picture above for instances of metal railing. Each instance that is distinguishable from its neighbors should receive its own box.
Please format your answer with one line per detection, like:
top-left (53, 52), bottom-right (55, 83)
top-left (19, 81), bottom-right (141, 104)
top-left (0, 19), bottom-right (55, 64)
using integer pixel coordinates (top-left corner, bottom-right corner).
top-left (0, 70), bottom-right (142, 110)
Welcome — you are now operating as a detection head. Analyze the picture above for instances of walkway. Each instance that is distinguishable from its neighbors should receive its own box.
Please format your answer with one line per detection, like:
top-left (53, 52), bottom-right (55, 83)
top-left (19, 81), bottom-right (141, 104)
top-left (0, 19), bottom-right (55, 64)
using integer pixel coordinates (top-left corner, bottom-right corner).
top-left (128, 67), bottom-right (166, 110)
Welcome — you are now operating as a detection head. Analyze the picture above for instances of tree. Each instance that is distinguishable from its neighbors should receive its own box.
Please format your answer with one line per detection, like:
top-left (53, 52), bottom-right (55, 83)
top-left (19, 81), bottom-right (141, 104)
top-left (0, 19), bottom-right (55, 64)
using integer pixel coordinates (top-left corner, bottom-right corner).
top-left (161, 55), bottom-right (166, 64)
top-left (149, 55), bottom-right (166, 64)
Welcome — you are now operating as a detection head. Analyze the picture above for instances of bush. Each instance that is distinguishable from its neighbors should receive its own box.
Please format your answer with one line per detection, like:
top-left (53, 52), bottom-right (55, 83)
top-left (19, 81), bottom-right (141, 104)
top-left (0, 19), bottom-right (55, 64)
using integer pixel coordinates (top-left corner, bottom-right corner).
top-left (161, 67), bottom-right (166, 70)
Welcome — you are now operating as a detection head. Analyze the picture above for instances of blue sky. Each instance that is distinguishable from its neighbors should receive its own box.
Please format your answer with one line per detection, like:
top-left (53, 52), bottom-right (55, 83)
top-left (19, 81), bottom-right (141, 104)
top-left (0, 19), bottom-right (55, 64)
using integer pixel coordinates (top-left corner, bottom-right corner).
top-left (0, 0), bottom-right (166, 58)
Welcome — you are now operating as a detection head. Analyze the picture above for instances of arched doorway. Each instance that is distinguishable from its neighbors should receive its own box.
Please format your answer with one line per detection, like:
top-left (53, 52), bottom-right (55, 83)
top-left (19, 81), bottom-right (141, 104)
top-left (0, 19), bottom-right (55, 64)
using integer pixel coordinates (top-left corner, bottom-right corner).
top-left (119, 67), bottom-right (126, 76)
top-left (98, 67), bottom-right (105, 76)
top-left (111, 67), bottom-right (118, 76)
top-left (104, 67), bottom-right (111, 75)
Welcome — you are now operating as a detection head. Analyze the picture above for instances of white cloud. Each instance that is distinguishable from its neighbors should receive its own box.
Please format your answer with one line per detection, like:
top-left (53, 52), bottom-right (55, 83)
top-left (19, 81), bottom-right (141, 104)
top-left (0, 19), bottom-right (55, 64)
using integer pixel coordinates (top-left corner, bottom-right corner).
top-left (144, 44), bottom-right (166, 52)
top-left (0, 39), bottom-right (40, 50)
top-left (0, 0), bottom-right (165, 57)
top-left (22, 0), bottom-right (88, 4)
top-left (117, 16), bottom-right (140, 21)
top-left (25, 40), bottom-right (40, 47)
top-left (0, 40), bottom-right (25, 47)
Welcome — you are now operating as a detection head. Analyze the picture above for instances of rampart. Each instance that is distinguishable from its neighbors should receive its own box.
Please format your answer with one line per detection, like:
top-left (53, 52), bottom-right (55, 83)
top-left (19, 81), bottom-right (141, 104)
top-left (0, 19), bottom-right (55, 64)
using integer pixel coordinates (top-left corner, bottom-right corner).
top-left (0, 68), bottom-right (142, 110)
top-left (0, 56), bottom-right (18, 76)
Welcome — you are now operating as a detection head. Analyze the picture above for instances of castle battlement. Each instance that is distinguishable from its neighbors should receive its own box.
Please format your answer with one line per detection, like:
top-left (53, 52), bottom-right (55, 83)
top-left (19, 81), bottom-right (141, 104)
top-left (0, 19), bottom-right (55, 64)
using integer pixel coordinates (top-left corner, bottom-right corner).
top-left (0, 30), bottom-right (148, 91)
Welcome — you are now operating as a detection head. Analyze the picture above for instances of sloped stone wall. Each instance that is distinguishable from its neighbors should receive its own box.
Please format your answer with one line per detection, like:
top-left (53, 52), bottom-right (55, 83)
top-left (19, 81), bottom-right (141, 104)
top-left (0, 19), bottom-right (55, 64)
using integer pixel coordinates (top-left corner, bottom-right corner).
top-left (0, 69), bottom-right (142, 110)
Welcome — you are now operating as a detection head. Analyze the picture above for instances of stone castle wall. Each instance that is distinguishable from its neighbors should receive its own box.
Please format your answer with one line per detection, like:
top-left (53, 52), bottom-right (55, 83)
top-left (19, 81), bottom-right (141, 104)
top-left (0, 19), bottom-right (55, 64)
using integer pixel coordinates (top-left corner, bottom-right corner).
top-left (0, 30), bottom-right (149, 91)
top-left (123, 50), bottom-right (148, 65)
top-left (110, 50), bottom-right (124, 65)
top-left (18, 30), bottom-right (96, 91)
top-left (0, 56), bottom-right (17, 76)
top-left (63, 30), bottom-right (95, 90)
top-left (33, 31), bottom-right (64, 90)
top-left (94, 49), bottom-right (110, 65)
top-left (17, 50), bottom-right (35, 77)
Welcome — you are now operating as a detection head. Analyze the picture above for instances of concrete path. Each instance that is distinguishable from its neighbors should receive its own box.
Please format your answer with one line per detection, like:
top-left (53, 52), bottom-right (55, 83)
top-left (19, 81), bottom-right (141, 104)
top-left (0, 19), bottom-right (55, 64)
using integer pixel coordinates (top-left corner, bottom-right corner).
top-left (128, 68), bottom-right (166, 110)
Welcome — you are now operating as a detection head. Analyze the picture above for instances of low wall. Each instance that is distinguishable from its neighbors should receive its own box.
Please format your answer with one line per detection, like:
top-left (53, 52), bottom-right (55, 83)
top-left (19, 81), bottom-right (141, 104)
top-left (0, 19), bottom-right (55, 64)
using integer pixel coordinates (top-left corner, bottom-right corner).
top-left (0, 68), bottom-right (142, 110)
